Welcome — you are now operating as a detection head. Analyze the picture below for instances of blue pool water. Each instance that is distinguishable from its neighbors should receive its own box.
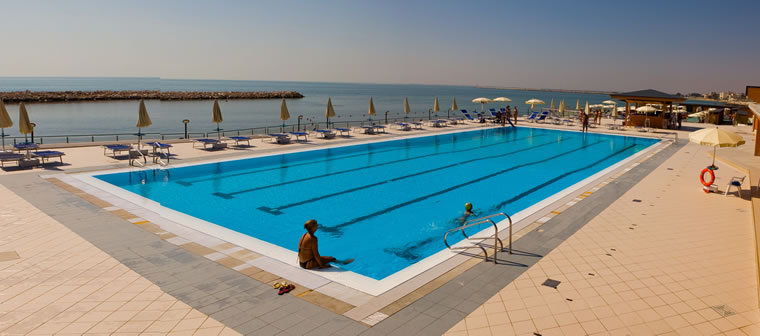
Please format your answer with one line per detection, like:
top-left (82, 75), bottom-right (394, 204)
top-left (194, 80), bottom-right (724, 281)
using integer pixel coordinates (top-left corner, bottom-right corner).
top-left (96, 127), bottom-right (657, 280)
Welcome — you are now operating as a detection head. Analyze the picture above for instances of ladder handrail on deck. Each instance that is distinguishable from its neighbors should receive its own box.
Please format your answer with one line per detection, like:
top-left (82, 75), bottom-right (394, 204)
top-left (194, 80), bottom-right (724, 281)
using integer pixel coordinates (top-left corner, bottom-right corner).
top-left (443, 212), bottom-right (513, 263)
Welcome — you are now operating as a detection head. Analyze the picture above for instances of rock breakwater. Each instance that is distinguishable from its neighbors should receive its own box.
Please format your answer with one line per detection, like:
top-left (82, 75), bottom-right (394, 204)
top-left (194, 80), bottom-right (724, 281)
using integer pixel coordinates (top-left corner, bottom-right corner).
top-left (0, 90), bottom-right (304, 103)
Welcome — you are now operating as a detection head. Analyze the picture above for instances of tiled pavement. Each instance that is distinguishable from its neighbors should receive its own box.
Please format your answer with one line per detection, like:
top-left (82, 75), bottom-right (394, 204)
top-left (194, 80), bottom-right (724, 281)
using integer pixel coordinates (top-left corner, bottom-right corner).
top-left (0, 183), bottom-right (241, 336)
top-left (445, 140), bottom-right (760, 335)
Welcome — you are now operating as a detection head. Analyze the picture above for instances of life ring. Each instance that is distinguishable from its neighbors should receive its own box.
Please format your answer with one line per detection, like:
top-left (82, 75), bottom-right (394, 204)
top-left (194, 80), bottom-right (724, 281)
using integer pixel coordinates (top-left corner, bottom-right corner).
top-left (700, 168), bottom-right (715, 186)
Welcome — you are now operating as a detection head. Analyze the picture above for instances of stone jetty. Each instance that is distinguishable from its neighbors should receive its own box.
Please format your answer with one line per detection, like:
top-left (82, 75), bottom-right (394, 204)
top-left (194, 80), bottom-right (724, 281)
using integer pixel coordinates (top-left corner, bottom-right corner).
top-left (0, 90), bottom-right (304, 103)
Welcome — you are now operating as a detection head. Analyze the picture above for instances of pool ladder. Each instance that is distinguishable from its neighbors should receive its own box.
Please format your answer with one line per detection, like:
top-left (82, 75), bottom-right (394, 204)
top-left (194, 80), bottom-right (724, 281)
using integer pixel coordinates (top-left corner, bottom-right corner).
top-left (443, 213), bottom-right (512, 263)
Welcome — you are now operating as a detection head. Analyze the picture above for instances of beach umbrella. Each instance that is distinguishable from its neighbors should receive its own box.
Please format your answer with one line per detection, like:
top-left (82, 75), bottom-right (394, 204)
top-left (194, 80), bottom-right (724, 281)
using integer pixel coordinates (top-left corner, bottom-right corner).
top-left (433, 97), bottom-right (440, 112)
top-left (280, 98), bottom-right (290, 130)
top-left (325, 97), bottom-right (335, 127)
top-left (689, 127), bottom-right (745, 167)
top-left (636, 105), bottom-right (657, 113)
top-left (135, 100), bottom-right (151, 149)
top-left (575, 99), bottom-right (581, 110)
top-left (450, 97), bottom-right (458, 118)
top-left (525, 98), bottom-right (544, 112)
top-left (212, 99), bottom-right (223, 140)
top-left (558, 100), bottom-right (566, 118)
top-left (493, 97), bottom-right (512, 103)
top-left (368, 97), bottom-right (376, 121)
top-left (550, 99), bottom-right (555, 111)
top-left (472, 97), bottom-right (492, 112)
top-left (602, 100), bottom-right (617, 105)
top-left (584, 101), bottom-right (590, 115)
top-left (0, 100), bottom-right (12, 151)
top-left (404, 96), bottom-right (411, 118)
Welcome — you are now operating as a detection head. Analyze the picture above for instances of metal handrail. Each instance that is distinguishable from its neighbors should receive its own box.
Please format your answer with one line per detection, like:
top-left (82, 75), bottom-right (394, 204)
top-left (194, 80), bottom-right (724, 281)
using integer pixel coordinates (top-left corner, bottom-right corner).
top-left (443, 212), bottom-right (512, 263)
top-left (129, 147), bottom-right (146, 167)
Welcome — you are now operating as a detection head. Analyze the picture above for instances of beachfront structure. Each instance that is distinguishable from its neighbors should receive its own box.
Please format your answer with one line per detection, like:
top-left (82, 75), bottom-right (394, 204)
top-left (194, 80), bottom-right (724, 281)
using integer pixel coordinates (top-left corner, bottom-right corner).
top-left (609, 89), bottom-right (686, 129)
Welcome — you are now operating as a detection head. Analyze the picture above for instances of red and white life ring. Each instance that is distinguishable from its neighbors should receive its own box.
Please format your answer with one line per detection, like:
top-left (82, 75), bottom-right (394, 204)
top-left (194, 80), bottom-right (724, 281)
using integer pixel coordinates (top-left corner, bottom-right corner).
top-left (700, 168), bottom-right (715, 186)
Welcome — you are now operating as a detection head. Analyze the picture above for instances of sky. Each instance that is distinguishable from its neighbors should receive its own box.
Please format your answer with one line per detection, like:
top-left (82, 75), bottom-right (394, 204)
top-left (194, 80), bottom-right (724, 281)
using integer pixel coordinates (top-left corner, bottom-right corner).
top-left (0, 0), bottom-right (758, 93)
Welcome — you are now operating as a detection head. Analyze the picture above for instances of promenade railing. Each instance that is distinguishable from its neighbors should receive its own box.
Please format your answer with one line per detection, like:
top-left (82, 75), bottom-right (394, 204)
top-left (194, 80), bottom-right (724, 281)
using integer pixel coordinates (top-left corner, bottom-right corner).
top-left (1, 115), bottom-right (448, 145)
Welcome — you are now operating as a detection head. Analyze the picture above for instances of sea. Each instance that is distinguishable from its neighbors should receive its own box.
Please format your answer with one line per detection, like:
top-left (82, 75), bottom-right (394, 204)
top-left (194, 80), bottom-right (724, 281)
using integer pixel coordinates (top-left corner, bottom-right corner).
top-left (0, 77), bottom-right (616, 143)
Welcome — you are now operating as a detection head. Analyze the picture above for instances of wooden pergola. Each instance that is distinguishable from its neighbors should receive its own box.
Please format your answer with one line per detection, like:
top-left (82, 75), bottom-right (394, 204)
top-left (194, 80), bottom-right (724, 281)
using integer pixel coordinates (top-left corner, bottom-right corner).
top-left (609, 89), bottom-right (686, 129)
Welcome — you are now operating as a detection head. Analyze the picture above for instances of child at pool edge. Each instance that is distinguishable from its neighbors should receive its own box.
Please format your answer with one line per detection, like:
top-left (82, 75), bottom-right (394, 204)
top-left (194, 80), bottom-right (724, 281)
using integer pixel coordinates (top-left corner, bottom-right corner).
top-left (298, 219), bottom-right (354, 269)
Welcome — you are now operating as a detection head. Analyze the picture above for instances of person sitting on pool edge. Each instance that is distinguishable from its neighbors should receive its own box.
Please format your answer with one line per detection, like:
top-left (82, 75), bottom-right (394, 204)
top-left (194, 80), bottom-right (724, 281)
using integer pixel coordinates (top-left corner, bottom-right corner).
top-left (298, 219), bottom-right (353, 269)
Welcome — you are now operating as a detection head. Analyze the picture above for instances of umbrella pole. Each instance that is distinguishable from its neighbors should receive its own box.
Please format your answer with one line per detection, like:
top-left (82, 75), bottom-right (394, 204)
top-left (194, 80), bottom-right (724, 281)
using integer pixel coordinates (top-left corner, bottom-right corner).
top-left (137, 127), bottom-right (141, 150)
top-left (1, 128), bottom-right (4, 152)
top-left (712, 146), bottom-right (716, 167)
top-left (217, 123), bottom-right (221, 140)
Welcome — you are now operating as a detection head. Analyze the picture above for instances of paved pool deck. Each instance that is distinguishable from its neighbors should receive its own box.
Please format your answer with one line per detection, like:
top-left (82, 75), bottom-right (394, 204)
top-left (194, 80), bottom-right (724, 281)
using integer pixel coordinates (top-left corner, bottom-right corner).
top-left (1, 120), bottom-right (758, 335)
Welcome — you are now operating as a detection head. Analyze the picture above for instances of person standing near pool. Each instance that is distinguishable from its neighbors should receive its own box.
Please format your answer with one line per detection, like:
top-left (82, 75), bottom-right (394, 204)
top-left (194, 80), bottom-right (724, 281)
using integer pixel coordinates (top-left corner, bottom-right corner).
top-left (298, 219), bottom-right (353, 269)
top-left (513, 107), bottom-right (518, 125)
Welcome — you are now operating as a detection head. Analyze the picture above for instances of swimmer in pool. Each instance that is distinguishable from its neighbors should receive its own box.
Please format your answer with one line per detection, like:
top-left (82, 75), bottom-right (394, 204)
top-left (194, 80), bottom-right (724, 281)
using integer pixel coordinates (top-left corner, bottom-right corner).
top-left (460, 202), bottom-right (477, 224)
top-left (298, 219), bottom-right (354, 269)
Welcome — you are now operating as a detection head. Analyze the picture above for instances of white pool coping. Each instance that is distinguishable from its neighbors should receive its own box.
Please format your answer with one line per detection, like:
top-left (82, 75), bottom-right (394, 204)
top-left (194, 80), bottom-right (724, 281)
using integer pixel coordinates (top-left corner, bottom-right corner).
top-left (68, 126), bottom-right (664, 296)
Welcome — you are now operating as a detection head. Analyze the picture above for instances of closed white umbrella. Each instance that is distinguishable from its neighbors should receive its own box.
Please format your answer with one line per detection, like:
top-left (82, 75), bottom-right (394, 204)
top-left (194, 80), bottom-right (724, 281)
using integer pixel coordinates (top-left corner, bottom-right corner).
top-left (212, 100), bottom-right (223, 140)
top-left (280, 98), bottom-right (290, 129)
top-left (325, 97), bottom-right (336, 127)
top-left (575, 99), bottom-right (581, 110)
top-left (584, 101), bottom-right (590, 115)
top-left (0, 100), bottom-right (12, 151)
top-left (136, 100), bottom-right (151, 148)
top-left (636, 105), bottom-right (657, 113)
top-left (368, 97), bottom-right (376, 121)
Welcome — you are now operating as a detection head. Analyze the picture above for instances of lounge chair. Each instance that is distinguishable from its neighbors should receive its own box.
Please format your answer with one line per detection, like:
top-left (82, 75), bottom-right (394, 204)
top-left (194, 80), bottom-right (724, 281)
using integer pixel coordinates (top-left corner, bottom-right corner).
top-left (193, 138), bottom-right (220, 149)
top-left (361, 126), bottom-right (376, 134)
top-left (373, 125), bottom-right (386, 133)
top-left (410, 122), bottom-right (423, 129)
top-left (32, 150), bottom-right (65, 165)
top-left (460, 110), bottom-right (477, 121)
top-left (268, 133), bottom-right (291, 144)
top-left (103, 144), bottom-right (132, 158)
top-left (429, 120), bottom-right (447, 127)
top-left (0, 153), bottom-right (25, 168)
top-left (394, 123), bottom-right (411, 131)
top-left (13, 142), bottom-right (39, 151)
top-left (334, 128), bottom-right (351, 137)
top-left (315, 129), bottom-right (336, 139)
top-left (289, 132), bottom-right (308, 142)
top-left (534, 111), bottom-right (549, 123)
top-left (525, 111), bottom-right (539, 122)
top-left (227, 136), bottom-right (252, 146)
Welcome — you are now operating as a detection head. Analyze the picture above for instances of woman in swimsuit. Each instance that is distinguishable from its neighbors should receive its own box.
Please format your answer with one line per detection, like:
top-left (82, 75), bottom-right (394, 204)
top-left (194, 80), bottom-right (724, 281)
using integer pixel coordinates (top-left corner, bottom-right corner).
top-left (298, 219), bottom-right (353, 269)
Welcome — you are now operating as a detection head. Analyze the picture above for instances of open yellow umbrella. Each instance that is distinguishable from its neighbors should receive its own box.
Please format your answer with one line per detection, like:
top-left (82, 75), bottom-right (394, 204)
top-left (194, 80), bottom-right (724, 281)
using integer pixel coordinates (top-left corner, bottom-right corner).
top-left (493, 97), bottom-right (511, 103)
top-left (525, 99), bottom-right (544, 112)
top-left (472, 97), bottom-right (492, 112)
top-left (280, 98), bottom-right (290, 130)
top-left (368, 97), bottom-right (376, 117)
top-left (689, 127), bottom-right (745, 167)
top-left (212, 100), bottom-right (223, 140)
top-left (325, 97), bottom-right (335, 127)
top-left (0, 100), bottom-right (12, 151)
top-left (136, 99), bottom-right (151, 148)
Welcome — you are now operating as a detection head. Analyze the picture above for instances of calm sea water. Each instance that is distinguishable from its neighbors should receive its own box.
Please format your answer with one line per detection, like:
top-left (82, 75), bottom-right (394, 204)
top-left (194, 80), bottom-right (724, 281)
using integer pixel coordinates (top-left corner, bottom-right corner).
top-left (0, 77), bottom-right (616, 142)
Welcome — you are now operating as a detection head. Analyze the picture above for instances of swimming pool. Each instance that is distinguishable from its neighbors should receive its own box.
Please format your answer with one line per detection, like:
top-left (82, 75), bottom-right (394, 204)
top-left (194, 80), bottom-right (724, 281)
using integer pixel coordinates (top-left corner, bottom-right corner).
top-left (94, 127), bottom-right (658, 282)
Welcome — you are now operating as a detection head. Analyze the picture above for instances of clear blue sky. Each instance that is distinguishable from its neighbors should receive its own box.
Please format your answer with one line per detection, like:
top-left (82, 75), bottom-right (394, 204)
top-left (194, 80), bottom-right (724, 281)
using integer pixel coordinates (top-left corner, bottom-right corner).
top-left (1, 0), bottom-right (758, 93)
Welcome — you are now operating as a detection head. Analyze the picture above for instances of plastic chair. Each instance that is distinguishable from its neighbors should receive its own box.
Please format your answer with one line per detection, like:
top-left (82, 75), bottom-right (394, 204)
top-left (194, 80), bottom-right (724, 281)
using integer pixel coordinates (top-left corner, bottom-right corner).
top-left (725, 176), bottom-right (745, 197)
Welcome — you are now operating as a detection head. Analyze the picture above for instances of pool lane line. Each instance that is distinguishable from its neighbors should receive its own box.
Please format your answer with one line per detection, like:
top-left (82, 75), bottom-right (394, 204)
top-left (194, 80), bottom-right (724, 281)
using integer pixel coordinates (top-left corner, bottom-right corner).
top-left (382, 144), bottom-right (637, 261)
top-left (212, 133), bottom-right (545, 199)
top-left (318, 139), bottom-right (604, 236)
top-left (255, 136), bottom-right (573, 215)
top-left (173, 128), bottom-right (521, 187)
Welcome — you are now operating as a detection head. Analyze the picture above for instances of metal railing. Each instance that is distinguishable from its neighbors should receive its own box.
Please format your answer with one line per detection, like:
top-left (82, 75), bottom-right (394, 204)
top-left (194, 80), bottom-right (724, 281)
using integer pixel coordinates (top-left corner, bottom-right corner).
top-left (443, 212), bottom-right (512, 263)
top-left (1, 115), bottom-right (470, 145)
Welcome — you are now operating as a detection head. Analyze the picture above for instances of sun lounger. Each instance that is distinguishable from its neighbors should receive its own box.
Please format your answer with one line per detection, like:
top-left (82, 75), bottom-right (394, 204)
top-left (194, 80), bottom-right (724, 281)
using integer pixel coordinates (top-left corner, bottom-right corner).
top-left (525, 111), bottom-right (539, 122)
top-left (0, 153), bottom-right (25, 168)
top-left (32, 150), bottom-right (65, 165)
top-left (410, 122), bottom-right (423, 129)
top-left (315, 129), bottom-right (336, 139)
top-left (334, 128), bottom-right (351, 136)
top-left (193, 138), bottom-right (220, 149)
top-left (460, 110), bottom-right (477, 121)
top-left (268, 133), bottom-right (291, 144)
top-left (394, 123), bottom-right (412, 131)
top-left (103, 144), bottom-right (132, 157)
top-left (374, 125), bottom-right (386, 133)
top-left (361, 126), bottom-right (376, 134)
top-left (289, 132), bottom-right (308, 141)
top-left (227, 136), bottom-right (252, 146)
top-left (429, 120), bottom-right (447, 127)
top-left (533, 111), bottom-right (549, 123)
top-left (14, 143), bottom-right (40, 152)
